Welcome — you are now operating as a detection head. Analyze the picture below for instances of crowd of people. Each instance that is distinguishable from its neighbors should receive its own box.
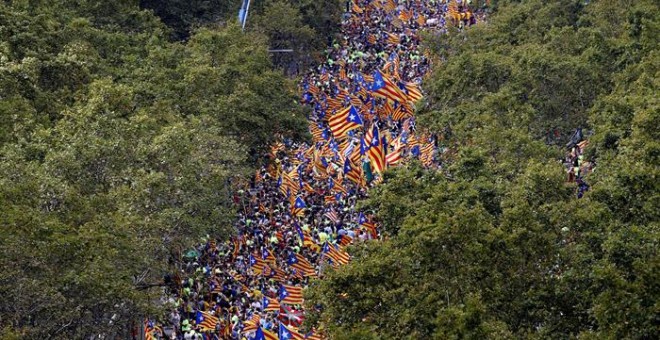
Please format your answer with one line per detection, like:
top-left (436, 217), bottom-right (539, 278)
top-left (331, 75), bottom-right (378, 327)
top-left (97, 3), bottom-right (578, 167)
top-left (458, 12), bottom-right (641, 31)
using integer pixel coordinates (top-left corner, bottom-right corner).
top-left (143, 1), bottom-right (483, 339)
top-left (565, 128), bottom-right (593, 198)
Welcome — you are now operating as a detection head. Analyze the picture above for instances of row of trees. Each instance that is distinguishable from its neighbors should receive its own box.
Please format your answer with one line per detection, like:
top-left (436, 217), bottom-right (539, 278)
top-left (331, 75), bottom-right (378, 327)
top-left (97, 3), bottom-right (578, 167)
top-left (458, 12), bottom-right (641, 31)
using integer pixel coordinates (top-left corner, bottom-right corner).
top-left (0, 0), bottom-right (323, 338)
top-left (307, 0), bottom-right (658, 338)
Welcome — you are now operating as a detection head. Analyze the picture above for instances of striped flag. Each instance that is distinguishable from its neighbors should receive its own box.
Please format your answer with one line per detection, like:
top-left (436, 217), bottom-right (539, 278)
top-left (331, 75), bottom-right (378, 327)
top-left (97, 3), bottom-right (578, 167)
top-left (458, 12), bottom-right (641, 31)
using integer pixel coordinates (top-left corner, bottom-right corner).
top-left (339, 235), bottom-right (353, 246)
top-left (262, 264), bottom-right (274, 279)
top-left (324, 194), bottom-right (337, 205)
top-left (391, 104), bottom-right (409, 120)
top-left (330, 178), bottom-right (348, 195)
top-left (399, 9), bottom-right (412, 22)
top-left (323, 243), bottom-right (350, 266)
top-left (242, 313), bottom-right (261, 333)
top-left (272, 266), bottom-right (287, 282)
top-left (328, 106), bottom-right (363, 138)
top-left (349, 95), bottom-right (362, 108)
top-left (195, 311), bottom-right (218, 331)
top-left (301, 180), bottom-right (315, 194)
top-left (405, 82), bottom-right (423, 102)
top-left (144, 320), bottom-right (155, 340)
top-left (386, 146), bottom-right (403, 166)
top-left (359, 212), bottom-right (378, 238)
top-left (307, 83), bottom-right (321, 97)
top-left (249, 254), bottom-right (266, 273)
top-left (262, 248), bottom-right (276, 264)
top-left (280, 171), bottom-right (297, 196)
top-left (279, 284), bottom-right (304, 305)
top-left (386, 32), bottom-right (400, 45)
top-left (384, 0), bottom-right (396, 12)
top-left (326, 97), bottom-right (342, 112)
top-left (367, 125), bottom-right (386, 174)
top-left (231, 270), bottom-right (246, 283)
top-left (270, 141), bottom-right (285, 157)
top-left (325, 209), bottom-right (340, 224)
top-left (319, 67), bottom-right (329, 83)
top-left (279, 322), bottom-right (305, 340)
top-left (343, 157), bottom-right (362, 185)
top-left (291, 196), bottom-right (307, 217)
top-left (368, 70), bottom-right (407, 103)
top-left (263, 296), bottom-right (280, 312)
top-left (420, 142), bottom-right (435, 166)
top-left (310, 122), bottom-right (325, 142)
top-left (295, 222), bottom-right (317, 250)
top-left (232, 238), bottom-right (241, 259)
top-left (287, 253), bottom-right (317, 277)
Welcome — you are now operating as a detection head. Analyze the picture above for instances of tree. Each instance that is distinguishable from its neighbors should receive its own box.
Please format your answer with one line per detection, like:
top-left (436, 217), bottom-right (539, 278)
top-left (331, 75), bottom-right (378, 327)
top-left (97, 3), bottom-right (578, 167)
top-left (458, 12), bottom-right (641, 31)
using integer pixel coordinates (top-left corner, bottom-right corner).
top-left (0, 1), bottom-right (307, 337)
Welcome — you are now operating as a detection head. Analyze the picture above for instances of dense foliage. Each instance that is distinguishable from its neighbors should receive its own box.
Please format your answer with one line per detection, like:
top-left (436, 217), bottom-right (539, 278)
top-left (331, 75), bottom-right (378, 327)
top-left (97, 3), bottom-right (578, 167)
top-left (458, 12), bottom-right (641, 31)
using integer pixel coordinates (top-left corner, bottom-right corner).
top-left (307, 0), bottom-right (659, 338)
top-left (0, 0), bottom-right (307, 338)
top-left (139, 0), bottom-right (343, 72)
top-left (139, 0), bottom-right (242, 40)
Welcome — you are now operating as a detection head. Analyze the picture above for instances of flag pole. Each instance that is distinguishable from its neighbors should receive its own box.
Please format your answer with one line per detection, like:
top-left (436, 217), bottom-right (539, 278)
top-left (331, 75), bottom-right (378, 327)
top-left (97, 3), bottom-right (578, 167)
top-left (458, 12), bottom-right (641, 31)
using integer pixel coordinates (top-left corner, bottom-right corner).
top-left (241, 0), bottom-right (251, 31)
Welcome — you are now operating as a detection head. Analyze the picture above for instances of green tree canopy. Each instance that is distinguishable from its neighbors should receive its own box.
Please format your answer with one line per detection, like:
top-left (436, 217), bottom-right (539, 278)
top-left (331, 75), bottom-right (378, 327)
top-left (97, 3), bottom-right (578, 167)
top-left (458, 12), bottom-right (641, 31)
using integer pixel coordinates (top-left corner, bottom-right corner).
top-left (0, 1), bottom-right (306, 338)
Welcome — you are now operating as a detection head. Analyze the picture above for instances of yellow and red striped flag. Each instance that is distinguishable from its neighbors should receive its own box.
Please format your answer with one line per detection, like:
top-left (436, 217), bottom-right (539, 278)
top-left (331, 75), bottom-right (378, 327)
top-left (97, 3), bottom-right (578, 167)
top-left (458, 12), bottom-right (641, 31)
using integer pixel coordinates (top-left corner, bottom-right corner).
top-left (279, 284), bottom-right (304, 305)
top-left (328, 106), bottom-right (363, 139)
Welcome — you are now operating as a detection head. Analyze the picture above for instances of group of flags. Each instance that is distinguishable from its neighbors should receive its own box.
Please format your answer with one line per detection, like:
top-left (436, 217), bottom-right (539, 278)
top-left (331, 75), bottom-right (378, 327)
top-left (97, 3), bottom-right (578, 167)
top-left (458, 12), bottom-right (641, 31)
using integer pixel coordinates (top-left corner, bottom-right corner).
top-left (151, 1), bottom-right (466, 339)
top-left (251, 322), bottom-right (322, 340)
